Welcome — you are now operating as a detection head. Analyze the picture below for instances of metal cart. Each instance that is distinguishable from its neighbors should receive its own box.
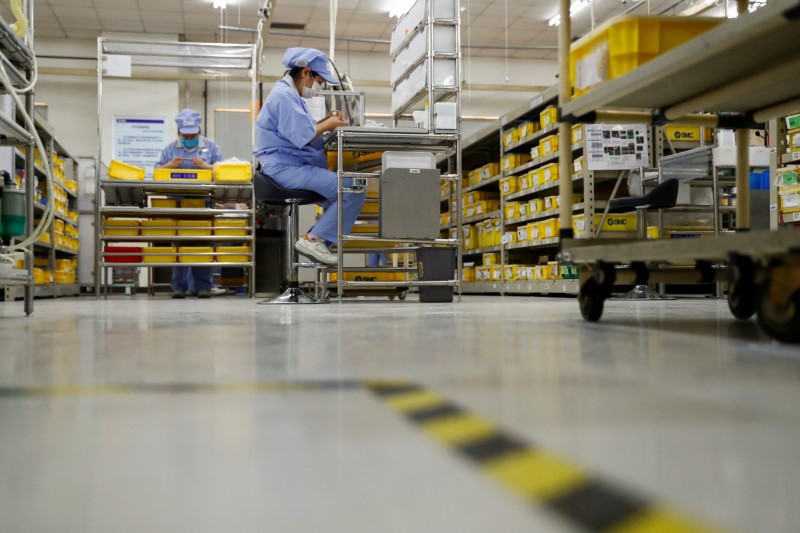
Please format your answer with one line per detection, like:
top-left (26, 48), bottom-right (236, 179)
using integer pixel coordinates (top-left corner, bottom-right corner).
top-left (554, 0), bottom-right (800, 343)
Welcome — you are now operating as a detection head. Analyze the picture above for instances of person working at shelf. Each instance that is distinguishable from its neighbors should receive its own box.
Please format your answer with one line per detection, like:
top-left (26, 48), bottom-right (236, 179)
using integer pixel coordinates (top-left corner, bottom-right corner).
top-left (155, 108), bottom-right (224, 299)
top-left (253, 47), bottom-right (364, 265)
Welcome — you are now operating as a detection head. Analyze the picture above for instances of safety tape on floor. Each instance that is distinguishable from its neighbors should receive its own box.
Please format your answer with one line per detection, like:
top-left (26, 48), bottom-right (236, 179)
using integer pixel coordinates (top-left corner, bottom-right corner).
top-left (0, 379), bottom-right (726, 533)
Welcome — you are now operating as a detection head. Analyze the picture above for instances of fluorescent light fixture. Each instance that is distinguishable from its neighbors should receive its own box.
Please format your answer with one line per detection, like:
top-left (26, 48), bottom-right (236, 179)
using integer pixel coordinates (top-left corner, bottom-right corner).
top-left (679, 0), bottom-right (715, 16)
top-left (548, 0), bottom-right (590, 27)
top-left (213, 0), bottom-right (227, 9)
top-left (388, 0), bottom-right (416, 18)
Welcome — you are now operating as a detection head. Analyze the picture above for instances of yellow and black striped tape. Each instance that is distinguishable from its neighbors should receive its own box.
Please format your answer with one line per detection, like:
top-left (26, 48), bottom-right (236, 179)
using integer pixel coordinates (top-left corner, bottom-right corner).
top-left (0, 379), bottom-right (725, 532)
top-left (366, 381), bottom-right (724, 533)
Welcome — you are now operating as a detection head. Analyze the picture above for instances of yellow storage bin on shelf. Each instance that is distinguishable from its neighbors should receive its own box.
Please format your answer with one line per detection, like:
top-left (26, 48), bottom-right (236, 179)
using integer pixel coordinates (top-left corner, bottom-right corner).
top-left (573, 213), bottom-right (638, 237)
top-left (462, 225), bottom-right (477, 250)
top-left (214, 161), bottom-right (252, 182)
top-left (105, 218), bottom-right (139, 236)
top-left (143, 246), bottom-right (177, 263)
top-left (328, 271), bottom-right (404, 282)
top-left (217, 245), bottom-right (251, 263)
top-left (214, 218), bottom-right (249, 236)
top-left (570, 15), bottom-right (722, 96)
top-left (502, 154), bottom-right (531, 172)
top-left (177, 220), bottom-right (212, 236)
top-left (108, 160), bottom-right (145, 181)
top-left (465, 191), bottom-right (498, 205)
top-left (518, 122), bottom-right (538, 139)
top-left (541, 163), bottom-right (559, 183)
top-left (142, 219), bottom-right (176, 237)
top-left (503, 128), bottom-right (519, 147)
top-left (151, 198), bottom-right (177, 208)
top-left (540, 218), bottom-right (558, 239)
top-left (55, 271), bottom-right (75, 285)
top-left (499, 177), bottom-right (518, 196)
top-left (179, 246), bottom-right (214, 263)
top-left (505, 202), bottom-right (521, 220)
top-left (572, 124), bottom-right (584, 145)
top-left (665, 125), bottom-right (713, 143)
top-left (540, 106), bottom-right (558, 129)
top-left (479, 163), bottom-right (500, 180)
top-left (180, 199), bottom-right (207, 208)
top-left (482, 252), bottom-right (500, 266)
top-left (153, 168), bottom-right (213, 182)
top-left (539, 135), bottom-right (559, 156)
top-left (463, 268), bottom-right (476, 282)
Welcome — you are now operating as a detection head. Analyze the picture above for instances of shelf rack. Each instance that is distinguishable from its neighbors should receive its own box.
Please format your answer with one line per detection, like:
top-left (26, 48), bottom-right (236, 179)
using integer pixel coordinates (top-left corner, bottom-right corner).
top-left (94, 38), bottom-right (258, 297)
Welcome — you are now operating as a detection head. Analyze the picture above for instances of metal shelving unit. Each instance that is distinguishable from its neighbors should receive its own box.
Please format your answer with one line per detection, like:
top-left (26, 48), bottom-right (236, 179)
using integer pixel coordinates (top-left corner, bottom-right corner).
top-left (94, 39), bottom-right (258, 297)
top-left (555, 0), bottom-right (800, 343)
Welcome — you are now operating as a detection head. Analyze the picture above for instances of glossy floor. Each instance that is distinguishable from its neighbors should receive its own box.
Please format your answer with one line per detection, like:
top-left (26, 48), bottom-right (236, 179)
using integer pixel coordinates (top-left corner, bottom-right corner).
top-left (1, 295), bottom-right (799, 533)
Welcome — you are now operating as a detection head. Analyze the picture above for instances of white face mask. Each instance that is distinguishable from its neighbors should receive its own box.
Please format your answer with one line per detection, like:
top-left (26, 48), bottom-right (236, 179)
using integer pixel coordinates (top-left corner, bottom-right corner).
top-left (302, 79), bottom-right (322, 99)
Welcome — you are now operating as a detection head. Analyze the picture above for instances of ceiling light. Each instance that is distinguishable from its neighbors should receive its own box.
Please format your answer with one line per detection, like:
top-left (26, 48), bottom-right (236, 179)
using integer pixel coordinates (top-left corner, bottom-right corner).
top-left (548, 0), bottom-right (590, 27)
top-left (213, 0), bottom-right (227, 9)
top-left (679, 0), bottom-right (715, 16)
top-left (388, 0), bottom-right (416, 18)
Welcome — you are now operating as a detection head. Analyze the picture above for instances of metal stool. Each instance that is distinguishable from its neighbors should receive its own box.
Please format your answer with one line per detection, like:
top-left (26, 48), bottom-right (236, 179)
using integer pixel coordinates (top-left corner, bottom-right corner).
top-left (607, 178), bottom-right (680, 300)
top-left (254, 171), bottom-right (329, 304)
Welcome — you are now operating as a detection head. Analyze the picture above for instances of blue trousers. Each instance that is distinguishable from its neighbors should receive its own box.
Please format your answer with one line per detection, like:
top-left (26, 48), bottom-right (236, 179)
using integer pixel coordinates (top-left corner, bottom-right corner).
top-left (172, 267), bottom-right (212, 292)
top-left (260, 162), bottom-right (365, 244)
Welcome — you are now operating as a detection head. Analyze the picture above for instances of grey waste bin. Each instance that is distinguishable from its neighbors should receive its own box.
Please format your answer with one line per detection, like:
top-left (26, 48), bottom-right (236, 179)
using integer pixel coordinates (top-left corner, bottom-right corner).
top-left (416, 246), bottom-right (455, 303)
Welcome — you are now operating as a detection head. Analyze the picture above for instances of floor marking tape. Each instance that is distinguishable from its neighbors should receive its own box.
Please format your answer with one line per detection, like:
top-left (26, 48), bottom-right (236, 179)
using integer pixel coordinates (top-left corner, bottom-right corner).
top-left (0, 379), bottom-right (726, 532)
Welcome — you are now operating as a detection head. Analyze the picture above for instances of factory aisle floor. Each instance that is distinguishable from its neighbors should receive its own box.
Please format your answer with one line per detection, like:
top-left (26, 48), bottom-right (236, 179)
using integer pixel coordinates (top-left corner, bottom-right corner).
top-left (1, 295), bottom-right (799, 533)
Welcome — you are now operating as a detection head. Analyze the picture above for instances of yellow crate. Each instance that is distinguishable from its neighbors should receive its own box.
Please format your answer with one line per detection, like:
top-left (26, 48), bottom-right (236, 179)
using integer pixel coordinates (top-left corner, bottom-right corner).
top-left (217, 245), bottom-right (251, 263)
top-left (143, 246), bottom-right (177, 263)
top-left (465, 191), bottom-right (499, 204)
top-left (665, 125), bottom-right (714, 143)
top-left (518, 172), bottom-right (535, 190)
top-left (151, 198), bottom-right (177, 208)
top-left (540, 218), bottom-right (558, 239)
top-left (461, 225), bottom-right (477, 250)
top-left (214, 162), bottom-right (252, 183)
top-left (492, 219), bottom-right (502, 246)
top-left (518, 122), bottom-right (538, 139)
top-left (530, 145), bottom-right (541, 160)
top-left (142, 219), bottom-right (176, 237)
top-left (179, 246), bottom-right (214, 263)
top-left (505, 202), bottom-right (521, 220)
top-left (502, 154), bottom-right (532, 172)
top-left (573, 156), bottom-right (586, 174)
top-left (361, 201), bottom-right (379, 215)
top-left (541, 163), bottom-right (559, 183)
top-left (482, 253), bottom-right (500, 266)
top-left (463, 268), bottom-right (476, 282)
top-left (573, 213), bottom-right (638, 236)
top-left (180, 199), bottom-right (207, 208)
top-left (440, 212), bottom-right (450, 227)
top-left (54, 219), bottom-right (64, 235)
top-left (177, 220), bottom-right (212, 236)
top-left (214, 218), bottom-right (249, 236)
top-left (500, 177), bottom-right (518, 196)
top-left (539, 135), bottom-right (559, 156)
top-left (543, 196), bottom-right (560, 211)
top-left (779, 185), bottom-right (800, 214)
top-left (153, 168), bottom-right (213, 182)
top-left (489, 265), bottom-right (503, 282)
top-left (570, 15), bottom-right (722, 96)
top-left (351, 222), bottom-right (379, 234)
top-left (105, 218), bottom-right (139, 236)
top-left (108, 160), bottom-right (145, 180)
top-left (540, 106), bottom-right (558, 129)
top-left (474, 266), bottom-right (489, 281)
top-left (572, 124), bottom-right (584, 145)
top-left (504, 265), bottom-right (522, 281)
top-left (483, 220), bottom-right (495, 248)
top-left (479, 163), bottom-right (500, 181)
top-left (55, 271), bottom-right (74, 285)
top-left (503, 128), bottom-right (519, 147)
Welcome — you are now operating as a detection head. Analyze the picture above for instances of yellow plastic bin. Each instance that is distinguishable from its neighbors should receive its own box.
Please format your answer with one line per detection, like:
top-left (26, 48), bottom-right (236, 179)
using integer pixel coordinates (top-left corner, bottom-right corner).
top-left (180, 199), bottom-right (207, 208)
top-left (151, 198), bottom-right (177, 208)
top-left (214, 218), bottom-right (249, 236)
top-left (177, 220), bottom-right (212, 236)
top-left (214, 162), bottom-right (253, 182)
top-left (142, 219), bottom-right (176, 237)
top-left (143, 246), bottom-right (177, 263)
top-left (179, 246), bottom-right (214, 263)
top-left (216, 245), bottom-right (251, 263)
top-left (105, 218), bottom-right (139, 236)
top-left (108, 160), bottom-right (145, 180)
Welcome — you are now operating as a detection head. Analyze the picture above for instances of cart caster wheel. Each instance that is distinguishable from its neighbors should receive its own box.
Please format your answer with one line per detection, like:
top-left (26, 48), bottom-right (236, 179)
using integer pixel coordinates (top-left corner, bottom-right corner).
top-left (388, 295), bottom-right (395, 301)
top-left (398, 290), bottom-right (407, 301)
top-left (756, 287), bottom-right (800, 343)
top-left (578, 278), bottom-right (605, 322)
top-left (727, 257), bottom-right (756, 320)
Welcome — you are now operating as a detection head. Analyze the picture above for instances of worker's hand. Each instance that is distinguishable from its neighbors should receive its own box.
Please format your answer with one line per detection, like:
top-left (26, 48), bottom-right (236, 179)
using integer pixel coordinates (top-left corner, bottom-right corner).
top-left (189, 157), bottom-right (213, 169)
top-left (166, 157), bottom-right (184, 168)
top-left (325, 114), bottom-right (348, 131)
top-left (325, 110), bottom-right (342, 120)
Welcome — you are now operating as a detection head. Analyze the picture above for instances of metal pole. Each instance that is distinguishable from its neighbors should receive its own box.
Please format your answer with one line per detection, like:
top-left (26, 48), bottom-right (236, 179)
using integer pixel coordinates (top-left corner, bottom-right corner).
top-left (557, 0), bottom-right (574, 240)
top-left (337, 130), bottom-right (343, 301)
top-left (95, 38), bottom-right (103, 298)
top-left (735, 128), bottom-right (750, 230)
top-left (23, 80), bottom-right (34, 315)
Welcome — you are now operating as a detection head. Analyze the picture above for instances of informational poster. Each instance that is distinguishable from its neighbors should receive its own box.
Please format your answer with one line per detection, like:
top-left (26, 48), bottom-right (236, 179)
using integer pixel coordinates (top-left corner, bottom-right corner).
top-left (585, 124), bottom-right (649, 171)
top-left (113, 117), bottom-right (168, 179)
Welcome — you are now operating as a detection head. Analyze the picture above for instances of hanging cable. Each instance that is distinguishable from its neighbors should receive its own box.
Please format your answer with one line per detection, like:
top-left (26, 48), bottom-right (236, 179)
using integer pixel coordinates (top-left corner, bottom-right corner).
top-left (504, 0), bottom-right (509, 83)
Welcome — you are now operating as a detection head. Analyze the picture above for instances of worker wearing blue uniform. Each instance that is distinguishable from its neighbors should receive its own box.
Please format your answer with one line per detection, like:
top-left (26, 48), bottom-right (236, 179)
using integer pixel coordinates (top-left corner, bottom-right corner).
top-left (254, 47), bottom-right (364, 265)
top-left (156, 108), bottom-right (224, 299)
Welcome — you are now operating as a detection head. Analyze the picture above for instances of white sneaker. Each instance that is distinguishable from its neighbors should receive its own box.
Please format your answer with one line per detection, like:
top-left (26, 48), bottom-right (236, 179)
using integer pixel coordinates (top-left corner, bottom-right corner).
top-left (295, 237), bottom-right (337, 265)
top-left (210, 287), bottom-right (228, 296)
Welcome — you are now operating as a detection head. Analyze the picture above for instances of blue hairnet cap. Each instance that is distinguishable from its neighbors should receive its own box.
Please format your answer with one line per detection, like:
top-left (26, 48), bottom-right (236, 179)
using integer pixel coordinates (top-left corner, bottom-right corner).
top-left (282, 47), bottom-right (340, 85)
top-left (175, 108), bottom-right (201, 134)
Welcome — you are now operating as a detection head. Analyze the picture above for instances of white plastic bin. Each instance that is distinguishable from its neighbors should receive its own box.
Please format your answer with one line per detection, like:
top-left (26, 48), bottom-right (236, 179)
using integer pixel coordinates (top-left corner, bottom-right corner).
top-left (382, 151), bottom-right (436, 171)
top-left (391, 25), bottom-right (457, 85)
top-left (390, 0), bottom-right (457, 55)
top-left (391, 58), bottom-right (457, 113)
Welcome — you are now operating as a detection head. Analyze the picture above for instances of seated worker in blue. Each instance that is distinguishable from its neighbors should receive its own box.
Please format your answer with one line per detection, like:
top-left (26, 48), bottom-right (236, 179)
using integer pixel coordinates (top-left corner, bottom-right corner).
top-left (155, 108), bottom-right (224, 299)
top-left (254, 47), bottom-right (364, 265)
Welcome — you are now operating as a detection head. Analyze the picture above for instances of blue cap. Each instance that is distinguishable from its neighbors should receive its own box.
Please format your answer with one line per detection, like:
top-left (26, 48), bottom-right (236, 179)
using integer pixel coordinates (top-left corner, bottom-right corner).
top-left (175, 108), bottom-right (201, 134)
top-left (282, 47), bottom-right (339, 85)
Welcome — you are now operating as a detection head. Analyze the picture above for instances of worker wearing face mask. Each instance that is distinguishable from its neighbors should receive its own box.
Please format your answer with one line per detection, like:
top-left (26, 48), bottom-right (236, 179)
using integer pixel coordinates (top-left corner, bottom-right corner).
top-left (253, 47), bottom-right (365, 265)
top-left (156, 108), bottom-right (224, 299)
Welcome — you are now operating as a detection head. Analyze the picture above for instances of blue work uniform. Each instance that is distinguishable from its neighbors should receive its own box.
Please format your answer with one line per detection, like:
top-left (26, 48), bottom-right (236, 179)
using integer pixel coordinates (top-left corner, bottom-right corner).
top-left (156, 136), bottom-right (224, 293)
top-left (253, 76), bottom-right (364, 244)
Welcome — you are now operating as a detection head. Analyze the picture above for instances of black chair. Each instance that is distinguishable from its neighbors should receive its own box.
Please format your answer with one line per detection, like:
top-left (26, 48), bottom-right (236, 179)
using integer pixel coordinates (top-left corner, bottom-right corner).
top-left (606, 178), bottom-right (680, 300)
top-left (254, 171), bottom-right (329, 304)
